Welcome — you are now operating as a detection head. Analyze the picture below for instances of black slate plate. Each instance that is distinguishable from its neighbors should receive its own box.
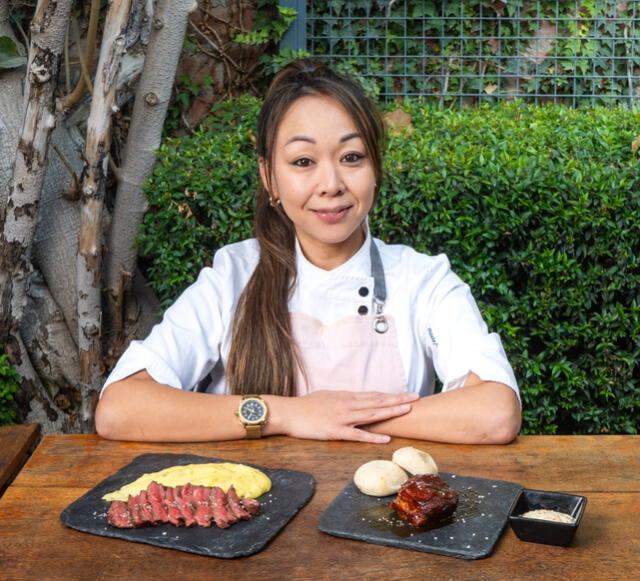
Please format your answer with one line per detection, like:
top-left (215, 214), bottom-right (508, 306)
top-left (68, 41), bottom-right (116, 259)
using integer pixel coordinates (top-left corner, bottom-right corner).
top-left (318, 473), bottom-right (522, 560)
top-left (60, 453), bottom-right (315, 558)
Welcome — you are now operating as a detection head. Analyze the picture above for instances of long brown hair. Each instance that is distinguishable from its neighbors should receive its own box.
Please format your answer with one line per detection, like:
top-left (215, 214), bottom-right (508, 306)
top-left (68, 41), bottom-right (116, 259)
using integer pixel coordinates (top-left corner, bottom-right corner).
top-left (226, 59), bottom-right (385, 396)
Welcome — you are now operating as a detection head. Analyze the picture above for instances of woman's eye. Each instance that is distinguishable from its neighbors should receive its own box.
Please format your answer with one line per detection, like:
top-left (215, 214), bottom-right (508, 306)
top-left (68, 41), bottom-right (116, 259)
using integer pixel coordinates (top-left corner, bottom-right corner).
top-left (293, 157), bottom-right (313, 167)
top-left (343, 152), bottom-right (365, 164)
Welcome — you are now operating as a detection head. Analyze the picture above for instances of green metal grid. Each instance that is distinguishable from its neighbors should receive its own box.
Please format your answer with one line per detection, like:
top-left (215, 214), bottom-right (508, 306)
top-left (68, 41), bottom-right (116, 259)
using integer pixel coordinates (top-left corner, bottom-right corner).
top-left (288, 0), bottom-right (640, 107)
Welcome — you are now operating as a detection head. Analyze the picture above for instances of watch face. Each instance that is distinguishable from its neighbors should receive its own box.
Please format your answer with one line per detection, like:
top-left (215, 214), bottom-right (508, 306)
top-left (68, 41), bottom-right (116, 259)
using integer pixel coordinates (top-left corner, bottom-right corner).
top-left (240, 398), bottom-right (266, 423)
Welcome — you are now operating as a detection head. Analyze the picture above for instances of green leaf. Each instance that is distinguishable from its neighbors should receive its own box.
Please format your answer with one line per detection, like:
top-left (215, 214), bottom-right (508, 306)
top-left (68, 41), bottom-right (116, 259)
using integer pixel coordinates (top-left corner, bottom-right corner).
top-left (0, 36), bottom-right (27, 69)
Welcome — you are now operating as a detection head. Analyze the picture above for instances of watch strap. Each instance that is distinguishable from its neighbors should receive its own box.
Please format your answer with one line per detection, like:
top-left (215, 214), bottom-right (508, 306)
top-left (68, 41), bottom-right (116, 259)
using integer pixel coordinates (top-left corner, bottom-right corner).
top-left (245, 424), bottom-right (263, 439)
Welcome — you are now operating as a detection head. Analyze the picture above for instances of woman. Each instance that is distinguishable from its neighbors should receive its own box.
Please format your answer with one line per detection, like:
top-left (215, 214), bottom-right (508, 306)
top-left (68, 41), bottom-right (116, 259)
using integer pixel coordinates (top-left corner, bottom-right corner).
top-left (96, 59), bottom-right (521, 444)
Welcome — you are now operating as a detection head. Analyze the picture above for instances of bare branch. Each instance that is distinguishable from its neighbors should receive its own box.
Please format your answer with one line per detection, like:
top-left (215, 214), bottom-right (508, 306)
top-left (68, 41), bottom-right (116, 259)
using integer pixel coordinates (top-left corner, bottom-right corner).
top-left (105, 0), bottom-right (197, 357)
top-left (60, 0), bottom-right (101, 110)
top-left (0, 0), bottom-right (73, 378)
top-left (190, 18), bottom-right (243, 73)
top-left (76, 0), bottom-right (132, 419)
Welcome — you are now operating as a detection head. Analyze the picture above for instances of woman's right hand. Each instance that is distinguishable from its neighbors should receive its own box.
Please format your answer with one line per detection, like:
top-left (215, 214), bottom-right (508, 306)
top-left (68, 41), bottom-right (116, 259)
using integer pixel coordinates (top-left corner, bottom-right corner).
top-left (266, 389), bottom-right (419, 444)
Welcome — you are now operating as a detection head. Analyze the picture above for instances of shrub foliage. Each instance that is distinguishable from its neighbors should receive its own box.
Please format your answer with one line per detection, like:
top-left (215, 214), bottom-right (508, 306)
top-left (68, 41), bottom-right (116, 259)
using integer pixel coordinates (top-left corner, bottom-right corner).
top-left (0, 347), bottom-right (21, 425)
top-left (139, 98), bottom-right (640, 435)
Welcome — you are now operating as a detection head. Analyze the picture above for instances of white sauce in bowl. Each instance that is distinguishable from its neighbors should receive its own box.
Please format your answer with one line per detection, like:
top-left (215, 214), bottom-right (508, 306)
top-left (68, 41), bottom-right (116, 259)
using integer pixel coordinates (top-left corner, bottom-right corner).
top-left (520, 509), bottom-right (574, 523)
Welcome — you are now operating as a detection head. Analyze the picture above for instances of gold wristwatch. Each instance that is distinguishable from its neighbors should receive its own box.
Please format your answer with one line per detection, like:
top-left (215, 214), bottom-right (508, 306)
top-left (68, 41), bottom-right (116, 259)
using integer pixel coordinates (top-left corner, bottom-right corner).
top-left (236, 395), bottom-right (268, 439)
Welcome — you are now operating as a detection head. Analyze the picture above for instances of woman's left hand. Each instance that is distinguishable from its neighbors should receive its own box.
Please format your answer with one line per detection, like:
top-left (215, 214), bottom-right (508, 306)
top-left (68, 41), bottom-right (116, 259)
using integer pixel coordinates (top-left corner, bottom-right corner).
top-left (265, 390), bottom-right (420, 443)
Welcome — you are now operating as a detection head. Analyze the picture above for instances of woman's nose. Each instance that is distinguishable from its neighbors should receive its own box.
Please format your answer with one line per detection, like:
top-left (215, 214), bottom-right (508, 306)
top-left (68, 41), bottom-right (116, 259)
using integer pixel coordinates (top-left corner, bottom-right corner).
top-left (317, 162), bottom-right (344, 196)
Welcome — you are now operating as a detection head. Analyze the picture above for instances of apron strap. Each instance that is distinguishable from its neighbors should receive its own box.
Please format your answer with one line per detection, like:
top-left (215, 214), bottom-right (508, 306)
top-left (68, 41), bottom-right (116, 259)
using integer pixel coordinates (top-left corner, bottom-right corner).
top-left (369, 240), bottom-right (389, 334)
top-left (369, 240), bottom-right (387, 303)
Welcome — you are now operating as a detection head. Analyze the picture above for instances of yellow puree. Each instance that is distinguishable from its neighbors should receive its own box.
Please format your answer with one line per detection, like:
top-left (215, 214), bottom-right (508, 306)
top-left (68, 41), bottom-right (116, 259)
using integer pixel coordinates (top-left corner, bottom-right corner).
top-left (102, 463), bottom-right (272, 502)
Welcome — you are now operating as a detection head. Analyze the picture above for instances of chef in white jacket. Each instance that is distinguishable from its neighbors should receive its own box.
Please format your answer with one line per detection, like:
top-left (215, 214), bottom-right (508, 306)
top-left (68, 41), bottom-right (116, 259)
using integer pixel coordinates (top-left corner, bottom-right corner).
top-left (96, 59), bottom-right (521, 445)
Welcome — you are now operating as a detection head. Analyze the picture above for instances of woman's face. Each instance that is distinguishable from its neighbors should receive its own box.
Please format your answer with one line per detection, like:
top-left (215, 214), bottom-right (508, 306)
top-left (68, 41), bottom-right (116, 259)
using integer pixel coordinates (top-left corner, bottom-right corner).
top-left (260, 94), bottom-right (376, 270)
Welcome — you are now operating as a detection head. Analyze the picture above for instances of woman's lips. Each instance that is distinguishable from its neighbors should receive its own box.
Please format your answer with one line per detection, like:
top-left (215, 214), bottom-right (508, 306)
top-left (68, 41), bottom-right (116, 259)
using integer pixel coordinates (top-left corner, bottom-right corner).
top-left (312, 206), bottom-right (351, 223)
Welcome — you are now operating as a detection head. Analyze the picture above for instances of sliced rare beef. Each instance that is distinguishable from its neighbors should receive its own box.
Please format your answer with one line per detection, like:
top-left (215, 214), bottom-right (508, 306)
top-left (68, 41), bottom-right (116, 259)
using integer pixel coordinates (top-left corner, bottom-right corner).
top-left (127, 494), bottom-right (144, 527)
top-left (108, 500), bottom-right (133, 528)
top-left (226, 486), bottom-right (252, 520)
top-left (192, 485), bottom-right (213, 527)
top-left (241, 496), bottom-right (261, 516)
top-left (209, 485), bottom-right (236, 528)
top-left (164, 486), bottom-right (182, 526)
top-left (174, 485), bottom-right (196, 527)
top-left (137, 490), bottom-right (154, 523)
top-left (147, 481), bottom-right (168, 523)
top-left (106, 481), bottom-right (262, 529)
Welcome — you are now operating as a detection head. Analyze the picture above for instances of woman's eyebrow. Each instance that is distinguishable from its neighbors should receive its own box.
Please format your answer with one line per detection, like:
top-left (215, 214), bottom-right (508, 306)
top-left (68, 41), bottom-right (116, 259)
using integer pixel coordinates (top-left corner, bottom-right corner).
top-left (285, 135), bottom-right (315, 145)
top-left (340, 132), bottom-right (361, 143)
top-left (284, 132), bottom-right (362, 146)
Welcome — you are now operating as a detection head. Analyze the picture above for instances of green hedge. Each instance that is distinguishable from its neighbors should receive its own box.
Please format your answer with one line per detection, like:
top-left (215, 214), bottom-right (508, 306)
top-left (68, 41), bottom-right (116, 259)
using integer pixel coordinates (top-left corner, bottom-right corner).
top-left (0, 347), bottom-right (21, 426)
top-left (138, 97), bottom-right (258, 300)
top-left (139, 97), bottom-right (640, 435)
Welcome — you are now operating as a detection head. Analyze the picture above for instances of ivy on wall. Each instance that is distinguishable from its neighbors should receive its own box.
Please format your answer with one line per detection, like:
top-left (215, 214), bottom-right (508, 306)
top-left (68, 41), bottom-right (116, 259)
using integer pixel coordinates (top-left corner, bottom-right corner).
top-left (306, 0), bottom-right (640, 106)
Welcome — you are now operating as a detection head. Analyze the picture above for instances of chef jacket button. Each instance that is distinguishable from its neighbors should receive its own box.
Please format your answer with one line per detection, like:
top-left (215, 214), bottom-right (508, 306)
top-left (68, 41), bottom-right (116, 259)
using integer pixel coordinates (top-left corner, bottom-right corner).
top-left (358, 305), bottom-right (368, 315)
top-left (358, 286), bottom-right (369, 297)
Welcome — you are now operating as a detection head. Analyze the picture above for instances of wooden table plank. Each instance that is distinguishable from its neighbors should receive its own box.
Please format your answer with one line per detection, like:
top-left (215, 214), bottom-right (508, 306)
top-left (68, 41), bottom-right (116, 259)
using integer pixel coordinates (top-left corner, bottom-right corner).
top-left (12, 434), bottom-right (639, 493)
top-left (0, 424), bottom-right (40, 496)
top-left (1, 434), bottom-right (639, 581)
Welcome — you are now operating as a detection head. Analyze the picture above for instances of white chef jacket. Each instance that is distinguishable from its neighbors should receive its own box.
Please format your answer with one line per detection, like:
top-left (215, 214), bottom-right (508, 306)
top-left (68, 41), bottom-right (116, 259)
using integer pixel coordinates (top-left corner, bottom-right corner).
top-left (102, 232), bottom-right (519, 399)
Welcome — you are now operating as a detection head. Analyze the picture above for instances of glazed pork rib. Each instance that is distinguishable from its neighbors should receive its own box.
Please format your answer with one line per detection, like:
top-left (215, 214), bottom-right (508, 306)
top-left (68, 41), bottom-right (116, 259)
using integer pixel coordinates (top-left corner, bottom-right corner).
top-left (390, 474), bottom-right (458, 527)
top-left (107, 481), bottom-right (261, 529)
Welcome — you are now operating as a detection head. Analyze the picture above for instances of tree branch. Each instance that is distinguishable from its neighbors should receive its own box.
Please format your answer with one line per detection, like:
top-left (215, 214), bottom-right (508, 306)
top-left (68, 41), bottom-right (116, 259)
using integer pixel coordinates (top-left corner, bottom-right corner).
top-left (104, 0), bottom-right (197, 356)
top-left (60, 0), bottom-right (100, 111)
top-left (76, 0), bottom-right (132, 425)
top-left (0, 0), bottom-right (73, 383)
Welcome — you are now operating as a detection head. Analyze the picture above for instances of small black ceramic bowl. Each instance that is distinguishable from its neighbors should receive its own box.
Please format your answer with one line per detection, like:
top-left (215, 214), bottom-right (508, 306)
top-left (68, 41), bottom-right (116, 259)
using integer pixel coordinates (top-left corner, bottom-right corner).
top-left (508, 488), bottom-right (587, 546)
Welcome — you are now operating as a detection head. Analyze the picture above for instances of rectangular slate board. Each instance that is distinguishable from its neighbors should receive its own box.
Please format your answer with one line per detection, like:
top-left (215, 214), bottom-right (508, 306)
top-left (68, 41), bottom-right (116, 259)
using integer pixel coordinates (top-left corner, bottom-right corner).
top-left (60, 453), bottom-right (315, 558)
top-left (318, 473), bottom-right (522, 560)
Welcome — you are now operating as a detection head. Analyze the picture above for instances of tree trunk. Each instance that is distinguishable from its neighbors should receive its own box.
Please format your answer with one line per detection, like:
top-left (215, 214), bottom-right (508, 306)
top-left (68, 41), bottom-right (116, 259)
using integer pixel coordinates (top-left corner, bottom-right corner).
top-left (1, 0), bottom-right (256, 434)
top-left (105, 0), bottom-right (197, 359)
top-left (76, 0), bottom-right (132, 429)
top-left (0, 0), bottom-right (73, 420)
top-left (22, 270), bottom-right (81, 431)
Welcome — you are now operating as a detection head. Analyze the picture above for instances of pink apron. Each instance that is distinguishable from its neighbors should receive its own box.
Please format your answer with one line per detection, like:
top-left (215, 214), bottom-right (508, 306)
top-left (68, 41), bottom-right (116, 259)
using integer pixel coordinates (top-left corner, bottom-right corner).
top-left (291, 241), bottom-right (407, 395)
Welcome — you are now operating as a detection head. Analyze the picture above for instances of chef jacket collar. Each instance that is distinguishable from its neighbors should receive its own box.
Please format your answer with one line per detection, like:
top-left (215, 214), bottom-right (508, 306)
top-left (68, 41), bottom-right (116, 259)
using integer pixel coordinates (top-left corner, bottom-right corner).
top-left (294, 222), bottom-right (373, 281)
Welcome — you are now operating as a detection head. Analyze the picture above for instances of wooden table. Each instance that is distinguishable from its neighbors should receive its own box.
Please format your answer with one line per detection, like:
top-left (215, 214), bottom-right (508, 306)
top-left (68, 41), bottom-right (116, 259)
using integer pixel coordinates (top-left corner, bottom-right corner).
top-left (0, 424), bottom-right (40, 497)
top-left (0, 434), bottom-right (638, 580)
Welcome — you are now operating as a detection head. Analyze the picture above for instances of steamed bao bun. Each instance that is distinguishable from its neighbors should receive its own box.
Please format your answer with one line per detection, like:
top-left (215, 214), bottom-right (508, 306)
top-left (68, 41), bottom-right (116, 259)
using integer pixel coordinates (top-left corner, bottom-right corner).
top-left (353, 460), bottom-right (408, 497)
top-left (353, 447), bottom-right (439, 496)
top-left (392, 446), bottom-right (438, 476)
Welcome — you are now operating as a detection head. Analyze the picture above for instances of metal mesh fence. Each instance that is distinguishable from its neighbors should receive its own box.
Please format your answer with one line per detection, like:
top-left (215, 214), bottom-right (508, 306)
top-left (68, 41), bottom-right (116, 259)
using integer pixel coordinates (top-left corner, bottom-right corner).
top-left (301, 0), bottom-right (640, 107)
